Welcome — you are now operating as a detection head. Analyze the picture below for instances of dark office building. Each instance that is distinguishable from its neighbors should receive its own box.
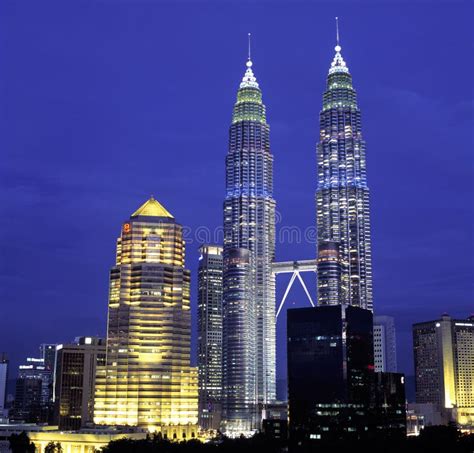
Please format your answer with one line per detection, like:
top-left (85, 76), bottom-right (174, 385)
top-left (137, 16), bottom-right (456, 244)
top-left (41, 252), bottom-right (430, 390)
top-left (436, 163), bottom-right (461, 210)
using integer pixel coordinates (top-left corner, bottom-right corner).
top-left (371, 372), bottom-right (406, 438)
top-left (287, 305), bottom-right (374, 443)
top-left (12, 378), bottom-right (43, 423)
top-left (54, 337), bottom-right (105, 430)
top-left (11, 358), bottom-right (51, 423)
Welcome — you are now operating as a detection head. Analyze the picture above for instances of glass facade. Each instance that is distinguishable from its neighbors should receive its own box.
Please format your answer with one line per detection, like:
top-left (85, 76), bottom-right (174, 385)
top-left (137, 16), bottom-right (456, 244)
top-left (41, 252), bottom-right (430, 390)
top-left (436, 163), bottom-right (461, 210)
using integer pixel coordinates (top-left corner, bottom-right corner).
top-left (316, 44), bottom-right (373, 311)
top-left (222, 58), bottom-right (276, 433)
top-left (287, 305), bottom-right (374, 442)
top-left (94, 197), bottom-right (198, 437)
top-left (197, 245), bottom-right (223, 431)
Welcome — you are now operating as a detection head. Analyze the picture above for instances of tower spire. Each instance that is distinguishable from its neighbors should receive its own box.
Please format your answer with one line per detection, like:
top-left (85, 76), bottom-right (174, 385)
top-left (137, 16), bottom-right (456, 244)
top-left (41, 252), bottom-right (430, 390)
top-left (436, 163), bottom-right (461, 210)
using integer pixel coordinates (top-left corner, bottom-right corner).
top-left (248, 32), bottom-right (252, 62)
top-left (336, 16), bottom-right (340, 47)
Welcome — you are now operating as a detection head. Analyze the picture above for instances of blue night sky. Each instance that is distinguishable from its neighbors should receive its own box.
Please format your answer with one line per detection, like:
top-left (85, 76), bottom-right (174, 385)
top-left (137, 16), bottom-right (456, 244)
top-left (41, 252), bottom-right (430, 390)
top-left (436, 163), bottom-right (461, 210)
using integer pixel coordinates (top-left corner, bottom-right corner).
top-left (1, 1), bottom-right (473, 392)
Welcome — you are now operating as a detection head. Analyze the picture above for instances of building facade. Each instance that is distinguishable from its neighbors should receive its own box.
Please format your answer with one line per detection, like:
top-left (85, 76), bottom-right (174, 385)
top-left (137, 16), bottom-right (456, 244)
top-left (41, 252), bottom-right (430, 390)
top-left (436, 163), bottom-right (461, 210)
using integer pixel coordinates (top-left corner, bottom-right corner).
top-left (315, 37), bottom-right (373, 310)
top-left (40, 344), bottom-right (57, 373)
top-left (94, 197), bottom-right (198, 437)
top-left (54, 337), bottom-right (106, 430)
top-left (371, 372), bottom-right (406, 437)
top-left (0, 354), bottom-right (7, 416)
top-left (222, 53), bottom-right (276, 433)
top-left (287, 305), bottom-right (374, 443)
top-left (197, 245), bottom-right (223, 431)
top-left (316, 241), bottom-right (342, 306)
top-left (373, 315), bottom-right (398, 372)
top-left (413, 314), bottom-right (474, 427)
top-left (12, 358), bottom-right (51, 423)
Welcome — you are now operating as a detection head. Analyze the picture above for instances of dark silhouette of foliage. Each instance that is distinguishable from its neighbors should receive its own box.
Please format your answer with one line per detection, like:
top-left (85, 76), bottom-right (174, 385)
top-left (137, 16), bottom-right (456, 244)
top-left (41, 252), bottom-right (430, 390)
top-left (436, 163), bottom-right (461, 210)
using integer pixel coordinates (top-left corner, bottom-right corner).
top-left (8, 432), bottom-right (36, 453)
top-left (98, 426), bottom-right (474, 453)
top-left (45, 441), bottom-right (63, 453)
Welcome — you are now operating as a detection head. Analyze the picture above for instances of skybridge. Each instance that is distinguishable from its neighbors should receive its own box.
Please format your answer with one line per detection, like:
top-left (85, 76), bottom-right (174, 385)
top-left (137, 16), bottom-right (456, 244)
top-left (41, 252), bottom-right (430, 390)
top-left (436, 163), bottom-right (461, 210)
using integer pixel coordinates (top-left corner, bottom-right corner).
top-left (272, 259), bottom-right (317, 319)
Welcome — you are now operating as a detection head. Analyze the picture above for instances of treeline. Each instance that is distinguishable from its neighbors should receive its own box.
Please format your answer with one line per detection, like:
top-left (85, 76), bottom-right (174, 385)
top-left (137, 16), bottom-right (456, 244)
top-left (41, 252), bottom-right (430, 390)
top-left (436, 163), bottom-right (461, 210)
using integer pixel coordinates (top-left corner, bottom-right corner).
top-left (8, 426), bottom-right (474, 453)
top-left (100, 426), bottom-right (474, 453)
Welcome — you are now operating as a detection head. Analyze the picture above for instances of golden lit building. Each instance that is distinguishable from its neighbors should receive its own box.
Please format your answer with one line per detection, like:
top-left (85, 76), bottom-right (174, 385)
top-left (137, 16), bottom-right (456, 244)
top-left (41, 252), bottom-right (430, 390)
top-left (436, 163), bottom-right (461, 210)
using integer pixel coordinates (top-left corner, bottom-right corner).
top-left (94, 197), bottom-right (198, 438)
top-left (413, 314), bottom-right (474, 429)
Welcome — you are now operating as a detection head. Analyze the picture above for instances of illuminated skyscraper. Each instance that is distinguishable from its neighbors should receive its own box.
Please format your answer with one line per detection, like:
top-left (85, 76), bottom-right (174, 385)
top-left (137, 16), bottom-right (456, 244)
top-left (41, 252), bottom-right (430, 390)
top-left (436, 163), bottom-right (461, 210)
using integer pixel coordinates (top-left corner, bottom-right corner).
top-left (222, 41), bottom-right (276, 433)
top-left (197, 245), bottom-right (223, 431)
top-left (94, 197), bottom-right (198, 439)
top-left (316, 24), bottom-right (373, 310)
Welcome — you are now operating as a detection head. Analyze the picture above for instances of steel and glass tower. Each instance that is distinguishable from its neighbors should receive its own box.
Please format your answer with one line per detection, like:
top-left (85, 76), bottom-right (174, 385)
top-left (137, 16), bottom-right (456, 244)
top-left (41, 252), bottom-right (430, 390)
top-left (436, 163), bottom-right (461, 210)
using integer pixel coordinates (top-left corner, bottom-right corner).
top-left (94, 197), bottom-right (198, 438)
top-left (197, 244), bottom-right (223, 431)
top-left (222, 45), bottom-right (276, 433)
top-left (316, 30), bottom-right (373, 311)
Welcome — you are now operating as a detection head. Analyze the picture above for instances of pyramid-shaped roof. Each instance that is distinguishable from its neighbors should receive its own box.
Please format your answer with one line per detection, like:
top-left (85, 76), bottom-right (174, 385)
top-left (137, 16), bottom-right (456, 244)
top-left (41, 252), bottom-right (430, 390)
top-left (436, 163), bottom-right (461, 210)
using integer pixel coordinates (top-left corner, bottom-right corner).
top-left (131, 196), bottom-right (174, 219)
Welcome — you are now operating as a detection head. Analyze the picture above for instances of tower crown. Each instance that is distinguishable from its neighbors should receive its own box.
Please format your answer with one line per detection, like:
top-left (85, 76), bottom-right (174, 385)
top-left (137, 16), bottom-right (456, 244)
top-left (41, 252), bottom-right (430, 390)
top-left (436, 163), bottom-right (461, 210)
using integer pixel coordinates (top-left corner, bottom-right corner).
top-left (131, 196), bottom-right (174, 219)
top-left (329, 17), bottom-right (349, 74)
top-left (240, 60), bottom-right (259, 89)
top-left (329, 46), bottom-right (349, 74)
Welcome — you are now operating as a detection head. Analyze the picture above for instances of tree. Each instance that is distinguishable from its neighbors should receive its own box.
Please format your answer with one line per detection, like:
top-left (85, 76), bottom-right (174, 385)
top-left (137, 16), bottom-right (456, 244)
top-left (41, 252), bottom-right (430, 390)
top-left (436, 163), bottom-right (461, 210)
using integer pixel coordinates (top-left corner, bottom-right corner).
top-left (8, 431), bottom-right (36, 453)
top-left (45, 441), bottom-right (63, 453)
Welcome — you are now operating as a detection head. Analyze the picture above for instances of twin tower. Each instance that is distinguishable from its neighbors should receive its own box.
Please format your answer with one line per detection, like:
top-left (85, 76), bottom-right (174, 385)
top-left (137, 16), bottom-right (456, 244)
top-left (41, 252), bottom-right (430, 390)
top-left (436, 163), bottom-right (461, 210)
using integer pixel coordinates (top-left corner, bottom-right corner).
top-left (218, 36), bottom-right (374, 433)
top-left (94, 33), bottom-right (374, 438)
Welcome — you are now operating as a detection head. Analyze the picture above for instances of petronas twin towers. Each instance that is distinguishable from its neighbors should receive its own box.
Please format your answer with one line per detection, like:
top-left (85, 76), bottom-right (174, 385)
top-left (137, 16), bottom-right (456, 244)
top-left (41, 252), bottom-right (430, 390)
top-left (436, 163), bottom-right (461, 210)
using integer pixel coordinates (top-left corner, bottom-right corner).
top-left (222, 57), bottom-right (276, 432)
top-left (221, 31), bottom-right (373, 433)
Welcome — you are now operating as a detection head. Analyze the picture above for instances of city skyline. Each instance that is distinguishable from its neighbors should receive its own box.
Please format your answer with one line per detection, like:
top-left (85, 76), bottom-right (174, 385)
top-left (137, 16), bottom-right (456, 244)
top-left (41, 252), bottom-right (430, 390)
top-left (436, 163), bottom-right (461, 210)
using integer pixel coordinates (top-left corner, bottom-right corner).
top-left (1, 2), bottom-right (472, 390)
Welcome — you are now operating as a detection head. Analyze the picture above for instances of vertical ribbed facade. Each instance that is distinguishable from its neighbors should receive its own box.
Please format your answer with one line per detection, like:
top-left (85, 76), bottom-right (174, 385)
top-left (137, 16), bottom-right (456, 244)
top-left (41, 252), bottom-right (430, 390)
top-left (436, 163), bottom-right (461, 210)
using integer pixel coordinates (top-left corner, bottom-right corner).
top-left (222, 59), bottom-right (276, 433)
top-left (317, 241), bottom-right (342, 305)
top-left (197, 244), bottom-right (223, 431)
top-left (94, 197), bottom-right (198, 438)
top-left (316, 44), bottom-right (373, 311)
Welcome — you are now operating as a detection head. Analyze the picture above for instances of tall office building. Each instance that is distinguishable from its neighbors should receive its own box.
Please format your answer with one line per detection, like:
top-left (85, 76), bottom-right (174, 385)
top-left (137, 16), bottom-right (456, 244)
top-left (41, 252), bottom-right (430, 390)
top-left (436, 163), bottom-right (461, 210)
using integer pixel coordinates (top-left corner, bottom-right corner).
top-left (12, 358), bottom-right (51, 423)
top-left (94, 197), bottom-right (198, 439)
top-left (413, 314), bottom-right (474, 427)
top-left (0, 354), bottom-right (8, 416)
top-left (222, 47), bottom-right (276, 433)
top-left (374, 315), bottom-right (397, 372)
top-left (197, 245), bottom-right (223, 431)
top-left (54, 337), bottom-right (106, 430)
top-left (40, 344), bottom-right (57, 373)
top-left (315, 30), bottom-right (373, 310)
top-left (287, 305), bottom-right (374, 442)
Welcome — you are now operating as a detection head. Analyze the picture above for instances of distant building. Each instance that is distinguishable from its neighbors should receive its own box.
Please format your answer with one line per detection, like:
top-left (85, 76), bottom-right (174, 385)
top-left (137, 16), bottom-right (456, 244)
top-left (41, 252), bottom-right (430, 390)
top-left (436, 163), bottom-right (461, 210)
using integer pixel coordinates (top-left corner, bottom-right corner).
top-left (373, 315), bottom-right (398, 372)
top-left (54, 337), bottom-right (106, 430)
top-left (40, 344), bottom-right (57, 372)
top-left (12, 358), bottom-right (51, 423)
top-left (287, 305), bottom-right (374, 443)
top-left (413, 314), bottom-right (474, 428)
top-left (0, 354), bottom-right (8, 416)
top-left (93, 197), bottom-right (198, 438)
top-left (197, 245), bottom-right (223, 432)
